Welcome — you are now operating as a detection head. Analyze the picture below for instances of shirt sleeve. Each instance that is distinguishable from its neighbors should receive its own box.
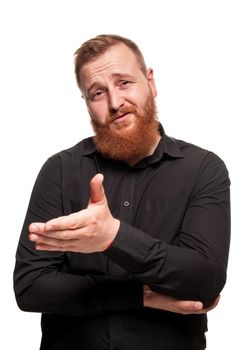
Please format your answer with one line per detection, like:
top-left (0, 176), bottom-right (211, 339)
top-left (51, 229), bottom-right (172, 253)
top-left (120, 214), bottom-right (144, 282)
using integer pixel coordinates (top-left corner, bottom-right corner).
top-left (13, 155), bottom-right (143, 317)
top-left (104, 152), bottom-right (231, 307)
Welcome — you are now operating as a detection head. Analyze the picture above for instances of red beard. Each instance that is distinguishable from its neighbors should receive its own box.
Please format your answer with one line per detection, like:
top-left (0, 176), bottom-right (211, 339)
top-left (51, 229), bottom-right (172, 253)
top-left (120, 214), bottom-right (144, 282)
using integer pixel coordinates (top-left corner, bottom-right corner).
top-left (91, 90), bottom-right (160, 164)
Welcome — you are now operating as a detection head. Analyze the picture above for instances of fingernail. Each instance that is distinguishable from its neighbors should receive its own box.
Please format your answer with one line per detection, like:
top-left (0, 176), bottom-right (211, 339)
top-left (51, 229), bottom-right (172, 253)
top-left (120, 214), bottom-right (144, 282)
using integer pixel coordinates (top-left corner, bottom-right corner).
top-left (45, 223), bottom-right (52, 231)
top-left (194, 302), bottom-right (203, 310)
top-left (29, 233), bottom-right (38, 241)
top-left (29, 224), bottom-right (39, 232)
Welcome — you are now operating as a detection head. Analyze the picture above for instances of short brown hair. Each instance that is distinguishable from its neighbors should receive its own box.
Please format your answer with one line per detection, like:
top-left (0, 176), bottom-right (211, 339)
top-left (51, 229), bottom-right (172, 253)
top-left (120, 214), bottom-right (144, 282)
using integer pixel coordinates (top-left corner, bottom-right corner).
top-left (74, 34), bottom-right (147, 88)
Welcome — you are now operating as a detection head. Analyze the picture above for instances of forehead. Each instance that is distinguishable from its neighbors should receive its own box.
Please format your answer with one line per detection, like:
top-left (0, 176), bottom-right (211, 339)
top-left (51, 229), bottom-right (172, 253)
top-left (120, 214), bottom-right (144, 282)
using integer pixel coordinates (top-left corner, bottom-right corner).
top-left (79, 44), bottom-right (143, 89)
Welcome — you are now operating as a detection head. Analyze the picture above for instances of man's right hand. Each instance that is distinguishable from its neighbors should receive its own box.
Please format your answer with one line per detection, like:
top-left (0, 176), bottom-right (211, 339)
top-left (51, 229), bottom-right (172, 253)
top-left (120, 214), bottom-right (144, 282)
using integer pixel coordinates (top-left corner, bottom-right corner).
top-left (143, 285), bottom-right (220, 315)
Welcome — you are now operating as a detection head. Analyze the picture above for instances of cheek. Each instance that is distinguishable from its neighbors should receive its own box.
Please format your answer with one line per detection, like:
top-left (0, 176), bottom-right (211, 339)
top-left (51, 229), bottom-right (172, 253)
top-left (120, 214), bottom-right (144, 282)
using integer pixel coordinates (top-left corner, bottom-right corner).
top-left (126, 85), bottom-right (149, 106)
top-left (88, 103), bottom-right (109, 125)
top-left (127, 93), bottom-right (147, 111)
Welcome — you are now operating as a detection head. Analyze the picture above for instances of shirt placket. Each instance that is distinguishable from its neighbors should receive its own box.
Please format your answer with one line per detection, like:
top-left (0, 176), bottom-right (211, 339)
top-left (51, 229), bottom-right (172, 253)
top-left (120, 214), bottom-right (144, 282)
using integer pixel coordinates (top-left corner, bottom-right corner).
top-left (108, 169), bottom-right (136, 350)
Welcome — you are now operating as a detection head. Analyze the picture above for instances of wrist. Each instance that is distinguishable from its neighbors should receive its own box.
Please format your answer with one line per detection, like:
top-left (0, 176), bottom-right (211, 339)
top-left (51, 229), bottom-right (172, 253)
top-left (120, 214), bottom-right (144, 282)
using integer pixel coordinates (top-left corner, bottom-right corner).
top-left (143, 286), bottom-right (158, 308)
top-left (103, 218), bottom-right (120, 251)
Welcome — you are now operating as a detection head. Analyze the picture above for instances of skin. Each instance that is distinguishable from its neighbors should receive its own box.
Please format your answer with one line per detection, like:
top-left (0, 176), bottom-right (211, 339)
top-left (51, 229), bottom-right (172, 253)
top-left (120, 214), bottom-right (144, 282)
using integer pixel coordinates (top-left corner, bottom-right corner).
top-left (29, 44), bottom-right (219, 315)
top-left (80, 44), bottom-right (160, 166)
top-left (79, 44), bottom-right (157, 124)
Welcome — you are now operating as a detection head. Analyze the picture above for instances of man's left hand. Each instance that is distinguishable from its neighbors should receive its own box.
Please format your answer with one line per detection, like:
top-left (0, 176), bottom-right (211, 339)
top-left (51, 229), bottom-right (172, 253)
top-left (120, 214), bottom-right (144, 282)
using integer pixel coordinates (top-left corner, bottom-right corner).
top-left (143, 285), bottom-right (220, 314)
top-left (29, 173), bottom-right (120, 253)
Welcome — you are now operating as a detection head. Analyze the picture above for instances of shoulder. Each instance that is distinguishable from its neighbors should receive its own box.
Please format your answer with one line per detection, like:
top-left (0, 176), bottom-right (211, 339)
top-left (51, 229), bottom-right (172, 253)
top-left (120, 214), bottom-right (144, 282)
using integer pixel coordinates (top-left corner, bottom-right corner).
top-left (172, 137), bottom-right (230, 186)
top-left (172, 137), bottom-right (228, 168)
top-left (174, 137), bottom-right (210, 157)
top-left (36, 137), bottom-right (95, 178)
top-left (50, 137), bottom-right (95, 161)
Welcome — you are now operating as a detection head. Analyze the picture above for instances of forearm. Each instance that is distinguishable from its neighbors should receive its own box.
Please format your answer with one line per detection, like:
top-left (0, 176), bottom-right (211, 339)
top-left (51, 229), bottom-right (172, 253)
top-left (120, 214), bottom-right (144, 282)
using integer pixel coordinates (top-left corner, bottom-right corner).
top-left (14, 218), bottom-right (142, 317)
top-left (104, 221), bottom-right (226, 307)
top-left (14, 265), bottom-right (142, 316)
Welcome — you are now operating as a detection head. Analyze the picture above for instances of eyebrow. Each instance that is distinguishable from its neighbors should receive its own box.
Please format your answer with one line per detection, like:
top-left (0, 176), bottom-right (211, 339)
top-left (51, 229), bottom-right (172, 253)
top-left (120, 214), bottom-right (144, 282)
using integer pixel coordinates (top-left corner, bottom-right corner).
top-left (112, 73), bottom-right (136, 82)
top-left (112, 73), bottom-right (135, 79)
top-left (86, 73), bottom-right (135, 96)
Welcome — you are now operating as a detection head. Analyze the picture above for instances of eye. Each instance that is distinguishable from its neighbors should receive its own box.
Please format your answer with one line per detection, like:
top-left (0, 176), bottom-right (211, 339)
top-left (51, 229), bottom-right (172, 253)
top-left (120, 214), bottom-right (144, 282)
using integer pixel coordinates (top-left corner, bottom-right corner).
top-left (95, 90), bottom-right (103, 97)
top-left (90, 90), bottom-right (106, 101)
top-left (120, 80), bottom-right (132, 89)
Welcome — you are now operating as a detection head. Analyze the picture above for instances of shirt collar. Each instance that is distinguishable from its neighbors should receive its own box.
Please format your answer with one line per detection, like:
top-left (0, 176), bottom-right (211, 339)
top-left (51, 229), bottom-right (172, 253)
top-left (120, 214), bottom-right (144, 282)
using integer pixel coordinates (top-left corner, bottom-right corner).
top-left (81, 123), bottom-right (184, 166)
top-left (133, 126), bottom-right (184, 169)
top-left (82, 137), bottom-right (97, 156)
top-left (159, 124), bottom-right (184, 159)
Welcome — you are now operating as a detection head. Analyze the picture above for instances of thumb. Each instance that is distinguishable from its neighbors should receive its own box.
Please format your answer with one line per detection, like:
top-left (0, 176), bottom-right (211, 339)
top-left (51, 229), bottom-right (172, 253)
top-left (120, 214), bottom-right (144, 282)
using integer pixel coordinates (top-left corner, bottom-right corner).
top-left (89, 173), bottom-right (105, 203)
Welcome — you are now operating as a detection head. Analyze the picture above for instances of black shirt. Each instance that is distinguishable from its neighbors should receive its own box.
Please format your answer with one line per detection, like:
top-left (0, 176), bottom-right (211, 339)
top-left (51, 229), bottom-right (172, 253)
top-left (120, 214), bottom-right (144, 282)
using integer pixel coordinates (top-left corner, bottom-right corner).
top-left (14, 127), bottom-right (231, 350)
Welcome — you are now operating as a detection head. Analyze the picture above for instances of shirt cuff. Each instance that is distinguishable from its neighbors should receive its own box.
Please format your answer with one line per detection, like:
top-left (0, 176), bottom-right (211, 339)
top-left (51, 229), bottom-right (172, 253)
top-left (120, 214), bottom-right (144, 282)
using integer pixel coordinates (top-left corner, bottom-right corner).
top-left (104, 221), bottom-right (166, 272)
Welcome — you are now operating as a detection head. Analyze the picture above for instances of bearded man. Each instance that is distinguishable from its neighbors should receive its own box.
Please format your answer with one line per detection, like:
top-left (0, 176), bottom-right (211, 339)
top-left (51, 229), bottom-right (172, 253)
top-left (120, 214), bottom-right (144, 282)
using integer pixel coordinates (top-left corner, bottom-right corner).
top-left (14, 34), bottom-right (230, 350)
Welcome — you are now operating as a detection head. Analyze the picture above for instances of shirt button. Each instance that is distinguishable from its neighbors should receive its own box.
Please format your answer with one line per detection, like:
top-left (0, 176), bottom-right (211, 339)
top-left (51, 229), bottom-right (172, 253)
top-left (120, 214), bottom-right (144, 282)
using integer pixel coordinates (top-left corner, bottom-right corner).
top-left (123, 201), bottom-right (130, 207)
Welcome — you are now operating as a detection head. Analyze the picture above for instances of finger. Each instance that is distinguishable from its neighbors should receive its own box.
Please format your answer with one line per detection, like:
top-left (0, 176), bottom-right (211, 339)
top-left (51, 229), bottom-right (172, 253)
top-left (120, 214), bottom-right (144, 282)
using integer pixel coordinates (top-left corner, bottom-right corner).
top-left (90, 173), bottom-right (105, 203)
top-left (29, 222), bottom-right (46, 233)
top-left (35, 243), bottom-right (76, 252)
top-left (176, 300), bottom-right (203, 312)
top-left (35, 241), bottom-right (94, 253)
top-left (35, 240), bottom-right (88, 252)
top-left (31, 225), bottom-right (92, 241)
top-left (44, 210), bottom-right (87, 231)
top-left (29, 233), bottom-right (40, 242)
top-left (30, 233), bottom-right (79, 247)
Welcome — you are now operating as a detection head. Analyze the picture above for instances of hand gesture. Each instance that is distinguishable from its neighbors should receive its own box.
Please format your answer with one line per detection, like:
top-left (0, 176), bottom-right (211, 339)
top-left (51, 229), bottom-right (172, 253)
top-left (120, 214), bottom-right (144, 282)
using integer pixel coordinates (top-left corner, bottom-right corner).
top-left (29, 174), bottom-right (120, 253)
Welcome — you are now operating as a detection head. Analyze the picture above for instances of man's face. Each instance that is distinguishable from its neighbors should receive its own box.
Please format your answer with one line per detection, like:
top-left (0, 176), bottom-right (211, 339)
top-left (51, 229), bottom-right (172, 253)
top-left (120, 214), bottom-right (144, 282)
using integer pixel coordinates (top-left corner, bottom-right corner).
top-left (80, 44), bottom-right (157, 126)
top-left (79, 44), bottom-right (159, 163)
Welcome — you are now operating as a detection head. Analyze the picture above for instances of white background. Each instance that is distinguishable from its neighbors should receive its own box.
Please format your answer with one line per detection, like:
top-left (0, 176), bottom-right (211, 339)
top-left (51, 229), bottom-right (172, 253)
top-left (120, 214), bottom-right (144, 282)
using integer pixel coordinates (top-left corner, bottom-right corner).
top-left (0, 1), bottom-right (232, 349)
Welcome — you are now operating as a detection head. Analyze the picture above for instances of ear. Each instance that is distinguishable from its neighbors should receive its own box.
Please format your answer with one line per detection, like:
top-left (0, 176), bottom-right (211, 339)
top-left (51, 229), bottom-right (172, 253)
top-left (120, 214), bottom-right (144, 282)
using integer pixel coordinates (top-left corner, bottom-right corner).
top-left (147, 68), bottom-right (157, 98)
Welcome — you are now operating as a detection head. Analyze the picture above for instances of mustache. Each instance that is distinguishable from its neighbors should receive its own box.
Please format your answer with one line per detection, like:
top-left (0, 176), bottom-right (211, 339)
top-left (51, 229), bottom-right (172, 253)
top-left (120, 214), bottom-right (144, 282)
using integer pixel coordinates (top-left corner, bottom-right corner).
top-left (91, 105), bottom-right (139, 130)
top-left (110, 106), bottom-right (138, 119)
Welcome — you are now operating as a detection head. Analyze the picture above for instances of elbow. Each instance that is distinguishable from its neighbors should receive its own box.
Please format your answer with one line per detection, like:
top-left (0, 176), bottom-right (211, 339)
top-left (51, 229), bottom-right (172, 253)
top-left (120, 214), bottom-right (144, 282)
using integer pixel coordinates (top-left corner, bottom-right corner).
top-left (14, 276), bottom-right (41, 312)
top-left (14, 286), bottom-right (35, 312)
top-left (15, 296), bottom-right (31, 312)
top-left (150, 254), bottom-right (227, 308)
top-left (185, 251), bottom-right (228, 307)
top-left (184, 256), bottom-right (227, 308)
top-left (202, 259), bottom-right (227, 307)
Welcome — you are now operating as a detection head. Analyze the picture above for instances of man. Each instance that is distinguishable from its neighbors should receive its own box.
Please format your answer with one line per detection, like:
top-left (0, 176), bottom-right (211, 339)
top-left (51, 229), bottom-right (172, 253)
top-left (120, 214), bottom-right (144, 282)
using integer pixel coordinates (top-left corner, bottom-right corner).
top-left (14, 34), bottom-right (230, 350)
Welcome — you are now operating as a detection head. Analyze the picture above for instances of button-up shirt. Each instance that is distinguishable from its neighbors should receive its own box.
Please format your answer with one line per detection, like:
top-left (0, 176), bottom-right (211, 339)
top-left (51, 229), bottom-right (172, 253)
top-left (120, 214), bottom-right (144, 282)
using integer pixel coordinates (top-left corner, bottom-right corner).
top-left (14, 126), bottom-right (230, 350)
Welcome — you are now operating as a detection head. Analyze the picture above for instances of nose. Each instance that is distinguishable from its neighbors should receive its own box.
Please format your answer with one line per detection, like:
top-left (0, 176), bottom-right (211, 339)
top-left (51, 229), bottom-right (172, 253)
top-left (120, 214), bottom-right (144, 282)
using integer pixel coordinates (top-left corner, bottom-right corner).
top-left (108, 89), bottom-right (124, 112)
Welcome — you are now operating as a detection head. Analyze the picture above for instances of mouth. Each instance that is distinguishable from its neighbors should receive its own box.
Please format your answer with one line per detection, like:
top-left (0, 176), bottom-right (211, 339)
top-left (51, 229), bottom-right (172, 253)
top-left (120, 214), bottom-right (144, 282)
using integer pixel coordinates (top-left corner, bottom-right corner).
top-left (112, 112), bottom-right (132, 124)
